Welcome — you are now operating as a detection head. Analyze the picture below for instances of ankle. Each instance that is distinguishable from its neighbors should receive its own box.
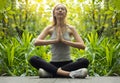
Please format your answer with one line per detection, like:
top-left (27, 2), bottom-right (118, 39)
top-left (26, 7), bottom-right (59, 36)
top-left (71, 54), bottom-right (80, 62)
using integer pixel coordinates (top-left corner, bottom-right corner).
top-left (57, 67), bottom-right (70, 76)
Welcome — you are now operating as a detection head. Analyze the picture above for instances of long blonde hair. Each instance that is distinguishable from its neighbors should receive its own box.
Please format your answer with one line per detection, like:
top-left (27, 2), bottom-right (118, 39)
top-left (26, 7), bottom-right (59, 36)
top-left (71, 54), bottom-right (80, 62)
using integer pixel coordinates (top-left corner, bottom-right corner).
top-left (52, 4), bottom-right (67, 26)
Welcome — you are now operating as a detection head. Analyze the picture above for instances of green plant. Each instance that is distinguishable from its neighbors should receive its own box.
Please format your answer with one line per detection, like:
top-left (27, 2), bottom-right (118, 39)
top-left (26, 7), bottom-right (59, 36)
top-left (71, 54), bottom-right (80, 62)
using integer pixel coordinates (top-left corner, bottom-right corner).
top-left (83, 32), bottom-right (120, 76)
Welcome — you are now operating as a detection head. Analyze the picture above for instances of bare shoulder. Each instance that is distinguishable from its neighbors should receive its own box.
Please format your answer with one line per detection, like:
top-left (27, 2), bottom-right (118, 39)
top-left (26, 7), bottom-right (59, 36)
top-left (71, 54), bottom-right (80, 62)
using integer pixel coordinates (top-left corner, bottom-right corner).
top-left (45, 25), bottom-right (54, 35)
top-left (43, 25), bottom-right (53, 33)
top-left (67, 25), bottom-right (76, 31)
top-left (44, 25), bottom-right (53, 30)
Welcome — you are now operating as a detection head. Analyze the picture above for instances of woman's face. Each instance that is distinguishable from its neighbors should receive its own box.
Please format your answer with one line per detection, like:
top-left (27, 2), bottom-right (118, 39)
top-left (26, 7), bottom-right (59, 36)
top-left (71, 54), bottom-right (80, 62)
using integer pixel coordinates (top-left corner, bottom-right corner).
top-left (54, 4), bottom-right (67, 19)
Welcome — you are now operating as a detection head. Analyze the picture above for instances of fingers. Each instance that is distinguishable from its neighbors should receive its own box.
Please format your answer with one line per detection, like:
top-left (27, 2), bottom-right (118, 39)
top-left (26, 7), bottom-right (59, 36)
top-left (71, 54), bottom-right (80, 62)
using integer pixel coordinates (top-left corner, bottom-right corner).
top-left (56, 27), bottom-right (64, 42)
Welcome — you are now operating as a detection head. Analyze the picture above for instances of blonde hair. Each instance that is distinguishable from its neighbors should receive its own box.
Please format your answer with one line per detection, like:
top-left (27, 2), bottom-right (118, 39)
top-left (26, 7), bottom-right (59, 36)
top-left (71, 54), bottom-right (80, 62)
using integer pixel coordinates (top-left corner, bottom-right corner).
top-left (52, 4), bottom-right (67, 26)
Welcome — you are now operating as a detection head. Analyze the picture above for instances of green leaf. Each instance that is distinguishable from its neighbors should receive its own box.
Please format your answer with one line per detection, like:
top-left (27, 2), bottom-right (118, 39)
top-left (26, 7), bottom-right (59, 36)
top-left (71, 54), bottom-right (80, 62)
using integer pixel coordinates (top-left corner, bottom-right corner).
top-left (0, 13), bottom-right (3, 20)
top-left (8, 10), bottom-right (16, 15)
top-left (0, 0), bottom-right (6, 12)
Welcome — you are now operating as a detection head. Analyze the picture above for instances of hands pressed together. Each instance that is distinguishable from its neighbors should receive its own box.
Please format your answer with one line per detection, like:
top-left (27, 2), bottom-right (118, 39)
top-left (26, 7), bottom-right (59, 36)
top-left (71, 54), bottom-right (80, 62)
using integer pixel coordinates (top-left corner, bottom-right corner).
top-left (55, 27), bottom-right (66, 43)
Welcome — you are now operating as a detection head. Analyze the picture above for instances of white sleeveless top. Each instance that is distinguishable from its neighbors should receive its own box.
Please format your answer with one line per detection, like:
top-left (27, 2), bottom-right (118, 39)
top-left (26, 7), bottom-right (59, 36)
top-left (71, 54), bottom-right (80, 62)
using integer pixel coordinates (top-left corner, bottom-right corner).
top-left (50, 28), bottom-right (71, 62)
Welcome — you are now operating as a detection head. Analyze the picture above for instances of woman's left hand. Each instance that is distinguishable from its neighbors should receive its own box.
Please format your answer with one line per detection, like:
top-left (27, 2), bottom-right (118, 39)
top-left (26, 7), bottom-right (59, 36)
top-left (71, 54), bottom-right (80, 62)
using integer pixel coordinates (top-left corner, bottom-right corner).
top-left (59, 28), bottom-right (65, 42)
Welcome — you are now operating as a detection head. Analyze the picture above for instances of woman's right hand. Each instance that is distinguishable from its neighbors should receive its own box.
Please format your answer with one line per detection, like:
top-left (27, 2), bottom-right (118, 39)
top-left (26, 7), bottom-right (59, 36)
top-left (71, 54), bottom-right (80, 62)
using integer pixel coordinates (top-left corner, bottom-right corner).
top-left (56, 27), bottom-right (61, 42)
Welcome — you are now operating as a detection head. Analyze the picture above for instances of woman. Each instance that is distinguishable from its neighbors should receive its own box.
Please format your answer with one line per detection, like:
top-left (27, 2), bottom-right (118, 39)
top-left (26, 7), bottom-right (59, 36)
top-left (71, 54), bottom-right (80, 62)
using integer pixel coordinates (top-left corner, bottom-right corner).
top-left (29, 4), bottom-right (89, 78)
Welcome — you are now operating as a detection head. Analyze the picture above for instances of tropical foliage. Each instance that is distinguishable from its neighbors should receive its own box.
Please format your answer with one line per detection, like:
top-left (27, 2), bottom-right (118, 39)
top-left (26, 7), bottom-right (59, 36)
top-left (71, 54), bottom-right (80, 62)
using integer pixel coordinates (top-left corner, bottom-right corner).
top-left (0, 0), bottom-right (120, 76)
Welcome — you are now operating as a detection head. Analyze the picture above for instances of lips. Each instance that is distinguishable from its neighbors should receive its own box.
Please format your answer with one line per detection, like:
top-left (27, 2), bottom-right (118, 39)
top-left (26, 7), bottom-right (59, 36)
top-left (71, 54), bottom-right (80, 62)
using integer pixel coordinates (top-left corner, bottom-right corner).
top-left (58, 13), bottom-right (63, 15)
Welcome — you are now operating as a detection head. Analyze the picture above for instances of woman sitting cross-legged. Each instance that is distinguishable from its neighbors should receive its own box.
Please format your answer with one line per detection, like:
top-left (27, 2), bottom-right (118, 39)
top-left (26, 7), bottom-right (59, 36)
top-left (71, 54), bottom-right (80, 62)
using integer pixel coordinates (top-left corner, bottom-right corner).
top-left (29, 4), bottom-right (89, 78)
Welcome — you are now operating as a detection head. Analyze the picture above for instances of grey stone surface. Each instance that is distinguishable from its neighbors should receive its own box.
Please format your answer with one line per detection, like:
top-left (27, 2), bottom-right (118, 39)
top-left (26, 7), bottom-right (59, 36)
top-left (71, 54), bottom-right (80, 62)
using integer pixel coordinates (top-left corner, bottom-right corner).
top-left (0, 76), bottom-right (120, 83)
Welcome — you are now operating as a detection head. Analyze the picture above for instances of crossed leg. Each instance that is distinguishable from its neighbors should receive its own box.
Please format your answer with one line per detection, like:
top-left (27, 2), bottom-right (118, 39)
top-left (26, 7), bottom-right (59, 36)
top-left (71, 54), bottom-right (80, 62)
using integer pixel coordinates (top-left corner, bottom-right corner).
top-left (29, 56), bottom-right (89, 77)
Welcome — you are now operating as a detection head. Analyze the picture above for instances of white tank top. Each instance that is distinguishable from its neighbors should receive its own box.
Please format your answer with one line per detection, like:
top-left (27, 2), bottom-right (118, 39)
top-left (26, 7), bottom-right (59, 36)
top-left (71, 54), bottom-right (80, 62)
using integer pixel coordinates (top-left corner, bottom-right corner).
top-left (50, 28), bottom-right (71, 62)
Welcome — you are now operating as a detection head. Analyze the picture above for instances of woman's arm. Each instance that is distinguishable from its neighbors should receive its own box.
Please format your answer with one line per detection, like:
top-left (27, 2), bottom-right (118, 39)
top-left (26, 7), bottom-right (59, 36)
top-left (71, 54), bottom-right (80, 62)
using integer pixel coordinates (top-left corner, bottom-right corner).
top-left (34, 26), bottom-right (58, 46)
top-left (61, 26), bottom-right (85, 49)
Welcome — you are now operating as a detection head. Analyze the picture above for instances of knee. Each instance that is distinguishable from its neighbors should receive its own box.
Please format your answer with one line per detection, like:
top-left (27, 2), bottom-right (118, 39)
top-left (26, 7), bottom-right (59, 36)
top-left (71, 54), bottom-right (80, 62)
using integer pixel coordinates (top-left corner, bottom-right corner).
top-left (77, 58), bottom-right (89, 67)
top-left (29, 56), bottom-right (40, 64)
top-left (83, 58), bottom-right (89, 65)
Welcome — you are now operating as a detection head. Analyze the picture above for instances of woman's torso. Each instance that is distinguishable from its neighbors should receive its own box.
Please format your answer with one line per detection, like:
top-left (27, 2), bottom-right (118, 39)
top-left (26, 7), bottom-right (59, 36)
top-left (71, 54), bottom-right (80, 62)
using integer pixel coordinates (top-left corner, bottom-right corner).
top-left (49, 25), bottom-right (72, 62)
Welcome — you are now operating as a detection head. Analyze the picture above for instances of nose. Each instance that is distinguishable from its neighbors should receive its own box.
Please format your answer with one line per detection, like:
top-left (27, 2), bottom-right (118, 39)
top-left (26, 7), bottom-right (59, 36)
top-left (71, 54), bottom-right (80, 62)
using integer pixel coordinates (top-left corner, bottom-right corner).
top-left (59, 8), bottom-right (62, 12)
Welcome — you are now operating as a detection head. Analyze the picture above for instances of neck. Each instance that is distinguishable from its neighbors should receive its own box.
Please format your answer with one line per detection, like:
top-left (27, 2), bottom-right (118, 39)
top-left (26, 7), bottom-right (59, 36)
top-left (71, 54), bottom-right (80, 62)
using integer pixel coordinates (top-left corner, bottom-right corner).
top-left (56, 18), bottom-right (66, 27)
